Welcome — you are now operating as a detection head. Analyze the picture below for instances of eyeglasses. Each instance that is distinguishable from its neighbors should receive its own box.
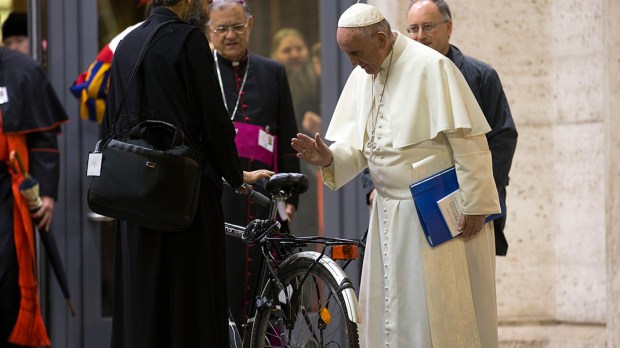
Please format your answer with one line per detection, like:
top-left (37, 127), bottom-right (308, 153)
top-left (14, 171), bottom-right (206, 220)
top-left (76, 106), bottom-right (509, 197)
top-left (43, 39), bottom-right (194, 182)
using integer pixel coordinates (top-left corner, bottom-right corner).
top-left (212, 0), bottom-right (246, 3)
top-left (210, 23), bottom-right (249, 35)
top-left (406, 20), bottom-right (448, 34)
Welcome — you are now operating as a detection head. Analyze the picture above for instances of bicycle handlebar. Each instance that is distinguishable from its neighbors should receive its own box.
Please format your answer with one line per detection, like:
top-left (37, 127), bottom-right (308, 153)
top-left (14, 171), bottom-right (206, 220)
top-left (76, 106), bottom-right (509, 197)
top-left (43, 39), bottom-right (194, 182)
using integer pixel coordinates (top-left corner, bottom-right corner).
top-left (222, 179), bottom-right (272, 207)
top-left (246, 185), bottom-right (271, 207)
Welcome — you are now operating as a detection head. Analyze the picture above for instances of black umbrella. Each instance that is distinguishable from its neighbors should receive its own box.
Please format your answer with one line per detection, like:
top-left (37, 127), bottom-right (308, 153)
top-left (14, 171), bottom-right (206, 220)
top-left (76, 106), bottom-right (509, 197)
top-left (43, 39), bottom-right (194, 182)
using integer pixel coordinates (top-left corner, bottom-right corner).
top-left (11, 151), bottom-right (76, 316)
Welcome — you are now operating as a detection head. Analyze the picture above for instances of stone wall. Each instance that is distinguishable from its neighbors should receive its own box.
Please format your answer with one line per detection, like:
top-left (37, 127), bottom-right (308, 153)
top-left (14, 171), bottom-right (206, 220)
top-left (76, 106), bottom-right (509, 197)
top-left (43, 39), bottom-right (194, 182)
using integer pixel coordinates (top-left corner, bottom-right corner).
top-left (370, 0), bottom-right (616, 346)
top-left (605, 0), bottom-right (620, 344)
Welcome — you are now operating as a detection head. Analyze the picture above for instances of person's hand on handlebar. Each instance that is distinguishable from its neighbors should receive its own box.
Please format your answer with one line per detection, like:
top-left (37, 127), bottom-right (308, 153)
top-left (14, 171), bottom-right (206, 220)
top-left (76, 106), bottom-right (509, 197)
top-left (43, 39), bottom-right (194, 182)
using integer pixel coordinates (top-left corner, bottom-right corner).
top-left (236, 170), bottom-right (274, 194)
top-left (244, 169), bottom-right (273, 184)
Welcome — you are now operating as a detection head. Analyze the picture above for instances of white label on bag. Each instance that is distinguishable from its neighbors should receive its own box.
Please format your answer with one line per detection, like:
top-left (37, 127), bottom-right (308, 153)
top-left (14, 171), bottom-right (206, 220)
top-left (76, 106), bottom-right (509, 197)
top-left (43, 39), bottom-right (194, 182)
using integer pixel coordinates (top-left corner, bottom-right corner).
top-left (258, 129), bottom-right (274, 152)
top-left (0, 87), bottom-right (8, 104)
top-left (87, 153), bottom-right (102, 176)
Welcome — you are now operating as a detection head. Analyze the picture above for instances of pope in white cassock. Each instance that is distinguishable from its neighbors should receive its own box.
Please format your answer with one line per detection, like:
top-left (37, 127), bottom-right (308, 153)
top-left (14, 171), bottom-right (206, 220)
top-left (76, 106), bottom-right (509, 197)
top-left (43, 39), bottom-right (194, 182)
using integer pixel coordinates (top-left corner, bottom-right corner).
top-left (291, 3), bottom-right (501, 348)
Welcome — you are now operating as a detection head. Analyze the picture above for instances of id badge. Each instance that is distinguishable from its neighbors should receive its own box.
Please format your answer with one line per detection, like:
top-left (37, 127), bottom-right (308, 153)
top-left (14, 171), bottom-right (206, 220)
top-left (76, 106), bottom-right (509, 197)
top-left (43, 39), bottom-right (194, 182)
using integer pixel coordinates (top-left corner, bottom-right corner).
top-left (258, 129), bottom-right (274, 153)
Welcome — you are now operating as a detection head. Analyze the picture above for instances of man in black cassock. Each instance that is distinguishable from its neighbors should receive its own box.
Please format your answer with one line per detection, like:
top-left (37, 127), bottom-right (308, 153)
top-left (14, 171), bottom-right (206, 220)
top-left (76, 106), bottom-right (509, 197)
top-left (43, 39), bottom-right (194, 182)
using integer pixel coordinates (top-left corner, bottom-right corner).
top-left (0, 47), bottom-right (68, 347)
top-left (104, 1), bottom-right (270, 347)
top-left (207, 0), bottom-right (300, 330)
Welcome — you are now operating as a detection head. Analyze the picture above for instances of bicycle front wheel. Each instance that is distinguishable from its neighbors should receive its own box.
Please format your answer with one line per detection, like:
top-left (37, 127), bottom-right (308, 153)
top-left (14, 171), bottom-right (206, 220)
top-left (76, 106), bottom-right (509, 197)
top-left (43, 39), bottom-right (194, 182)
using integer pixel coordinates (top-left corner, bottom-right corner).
top-left (250, 252), bottom-right (359, 348)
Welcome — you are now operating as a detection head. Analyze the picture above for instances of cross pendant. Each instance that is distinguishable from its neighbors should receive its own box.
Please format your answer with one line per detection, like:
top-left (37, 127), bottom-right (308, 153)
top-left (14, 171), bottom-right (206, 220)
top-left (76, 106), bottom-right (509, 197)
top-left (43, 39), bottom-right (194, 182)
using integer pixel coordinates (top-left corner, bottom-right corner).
top-left (367, 140), bottom-right (377, 152)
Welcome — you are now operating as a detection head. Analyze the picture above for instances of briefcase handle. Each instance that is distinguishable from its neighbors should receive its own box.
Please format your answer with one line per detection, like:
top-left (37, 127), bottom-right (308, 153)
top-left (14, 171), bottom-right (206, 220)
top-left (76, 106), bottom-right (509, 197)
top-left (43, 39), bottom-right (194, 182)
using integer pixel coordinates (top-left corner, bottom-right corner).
top-left (128, 120), bottom-right (185, 150)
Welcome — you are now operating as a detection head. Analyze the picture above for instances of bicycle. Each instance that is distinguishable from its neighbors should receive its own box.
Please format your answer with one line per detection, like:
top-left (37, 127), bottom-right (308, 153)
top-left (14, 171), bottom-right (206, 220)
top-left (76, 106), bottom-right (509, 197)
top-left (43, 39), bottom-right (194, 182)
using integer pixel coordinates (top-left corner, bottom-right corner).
top-left (225, 172), bottom-right (362, 348)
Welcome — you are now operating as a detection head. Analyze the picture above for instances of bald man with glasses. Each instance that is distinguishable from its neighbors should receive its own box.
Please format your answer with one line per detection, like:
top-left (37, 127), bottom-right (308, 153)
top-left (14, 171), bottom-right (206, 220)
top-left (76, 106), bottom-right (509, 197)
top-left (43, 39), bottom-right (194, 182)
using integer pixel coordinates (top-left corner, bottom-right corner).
top-left (362, 0), bottom-right (518, 257)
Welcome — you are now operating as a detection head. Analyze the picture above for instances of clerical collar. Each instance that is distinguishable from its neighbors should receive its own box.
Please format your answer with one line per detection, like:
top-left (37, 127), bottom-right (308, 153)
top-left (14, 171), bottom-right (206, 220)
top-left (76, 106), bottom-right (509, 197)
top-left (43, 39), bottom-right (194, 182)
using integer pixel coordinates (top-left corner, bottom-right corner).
top-left (214, 51), bottom-right (249, 69)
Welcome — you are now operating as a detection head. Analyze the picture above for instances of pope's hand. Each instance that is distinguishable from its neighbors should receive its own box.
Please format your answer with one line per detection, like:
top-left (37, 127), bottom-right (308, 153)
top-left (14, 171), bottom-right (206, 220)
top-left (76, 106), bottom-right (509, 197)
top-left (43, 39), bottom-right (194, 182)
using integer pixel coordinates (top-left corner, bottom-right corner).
top-left (458, 214), bottom-right (486, 240)
top-left (291, 133), bottom-right (333, 167)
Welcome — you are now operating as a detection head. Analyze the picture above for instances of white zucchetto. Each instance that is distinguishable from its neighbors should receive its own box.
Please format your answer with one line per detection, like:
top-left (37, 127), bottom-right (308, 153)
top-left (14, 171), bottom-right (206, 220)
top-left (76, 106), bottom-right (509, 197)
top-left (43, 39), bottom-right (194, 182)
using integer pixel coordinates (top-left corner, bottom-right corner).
top-left (338, 3), bottom-right (385, 28)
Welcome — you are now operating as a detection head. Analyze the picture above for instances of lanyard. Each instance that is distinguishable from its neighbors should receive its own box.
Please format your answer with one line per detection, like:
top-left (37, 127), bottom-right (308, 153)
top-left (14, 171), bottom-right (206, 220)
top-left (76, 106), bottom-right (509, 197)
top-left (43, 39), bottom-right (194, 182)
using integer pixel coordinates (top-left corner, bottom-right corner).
top-left (213, 50), bottom-right (250, 120)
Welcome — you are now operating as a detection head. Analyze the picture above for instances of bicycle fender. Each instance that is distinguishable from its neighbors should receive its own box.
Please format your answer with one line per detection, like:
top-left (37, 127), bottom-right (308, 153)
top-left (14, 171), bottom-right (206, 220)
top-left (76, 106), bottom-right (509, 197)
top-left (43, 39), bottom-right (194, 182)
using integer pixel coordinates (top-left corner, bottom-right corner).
top-left (280, 251), bottom-right (362, 324)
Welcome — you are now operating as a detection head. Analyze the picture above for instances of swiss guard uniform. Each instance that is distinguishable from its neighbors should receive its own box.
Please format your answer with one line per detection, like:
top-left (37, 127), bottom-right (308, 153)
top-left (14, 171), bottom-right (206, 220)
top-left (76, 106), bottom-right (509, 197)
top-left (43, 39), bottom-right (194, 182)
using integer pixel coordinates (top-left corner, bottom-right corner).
top-left (0, 47), bottom-right (68, 347)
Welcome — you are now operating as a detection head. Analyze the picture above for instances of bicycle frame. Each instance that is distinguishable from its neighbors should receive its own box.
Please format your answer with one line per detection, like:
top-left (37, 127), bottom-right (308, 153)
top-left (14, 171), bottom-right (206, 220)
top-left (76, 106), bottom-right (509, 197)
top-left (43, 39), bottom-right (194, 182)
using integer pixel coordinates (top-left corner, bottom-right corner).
top-left (224, 223), bottom-right (362, 319)
top-left (224, 173), bottom-right (361, 347)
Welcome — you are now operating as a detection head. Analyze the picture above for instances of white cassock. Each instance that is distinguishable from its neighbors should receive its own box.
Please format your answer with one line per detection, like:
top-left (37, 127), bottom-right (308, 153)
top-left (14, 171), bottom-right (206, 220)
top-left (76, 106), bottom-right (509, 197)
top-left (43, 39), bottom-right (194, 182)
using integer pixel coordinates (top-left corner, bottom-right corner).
top-left (321, 33), bottom-right (501, 348)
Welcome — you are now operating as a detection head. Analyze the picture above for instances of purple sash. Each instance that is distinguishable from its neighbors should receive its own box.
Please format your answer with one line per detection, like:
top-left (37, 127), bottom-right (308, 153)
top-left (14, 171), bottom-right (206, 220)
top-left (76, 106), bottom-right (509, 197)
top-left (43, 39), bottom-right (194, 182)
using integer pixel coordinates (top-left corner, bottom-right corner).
top-left (233, 122), bottom-right (278, 171)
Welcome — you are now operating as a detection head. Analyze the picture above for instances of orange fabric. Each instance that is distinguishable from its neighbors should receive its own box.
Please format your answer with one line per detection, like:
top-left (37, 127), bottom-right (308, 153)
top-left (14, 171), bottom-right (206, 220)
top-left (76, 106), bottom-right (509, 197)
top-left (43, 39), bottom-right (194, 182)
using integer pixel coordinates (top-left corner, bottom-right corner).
top-left (0, 129), bottom-right (51, 347)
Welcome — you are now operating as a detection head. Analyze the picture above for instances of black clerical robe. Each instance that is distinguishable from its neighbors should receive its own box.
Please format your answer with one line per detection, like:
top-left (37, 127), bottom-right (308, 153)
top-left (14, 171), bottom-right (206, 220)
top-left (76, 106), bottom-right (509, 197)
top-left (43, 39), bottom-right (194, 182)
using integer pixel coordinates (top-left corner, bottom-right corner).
top-left (105, 8), bottom-right (244, 348)
top-left (214, 52), bottom-right (300, 330)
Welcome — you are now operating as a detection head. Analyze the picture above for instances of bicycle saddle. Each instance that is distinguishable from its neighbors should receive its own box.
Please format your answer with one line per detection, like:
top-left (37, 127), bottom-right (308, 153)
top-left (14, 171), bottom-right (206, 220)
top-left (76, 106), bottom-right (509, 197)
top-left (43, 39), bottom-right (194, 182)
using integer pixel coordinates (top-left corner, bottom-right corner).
top-left (266, 173), bottom-right (308, 197)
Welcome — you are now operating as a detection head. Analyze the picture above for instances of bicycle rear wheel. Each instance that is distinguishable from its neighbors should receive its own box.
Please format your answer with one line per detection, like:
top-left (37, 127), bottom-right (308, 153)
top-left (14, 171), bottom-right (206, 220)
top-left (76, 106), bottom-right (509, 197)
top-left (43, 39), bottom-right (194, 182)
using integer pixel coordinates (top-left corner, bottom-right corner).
top-left (249, 253), bottom-right (359, 348)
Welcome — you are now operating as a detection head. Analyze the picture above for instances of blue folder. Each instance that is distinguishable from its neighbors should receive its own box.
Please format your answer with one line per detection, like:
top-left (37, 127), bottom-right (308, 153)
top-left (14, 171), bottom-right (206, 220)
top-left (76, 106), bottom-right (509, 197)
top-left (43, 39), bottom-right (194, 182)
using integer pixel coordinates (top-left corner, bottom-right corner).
top-left (409, 167), bottom-right (504, 247)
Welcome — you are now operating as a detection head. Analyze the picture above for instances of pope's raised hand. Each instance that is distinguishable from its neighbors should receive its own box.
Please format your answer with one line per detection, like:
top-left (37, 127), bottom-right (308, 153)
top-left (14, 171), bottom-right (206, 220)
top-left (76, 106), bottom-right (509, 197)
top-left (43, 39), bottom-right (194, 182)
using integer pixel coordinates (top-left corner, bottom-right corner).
top-left (291, 133), bottom-right (333, 168)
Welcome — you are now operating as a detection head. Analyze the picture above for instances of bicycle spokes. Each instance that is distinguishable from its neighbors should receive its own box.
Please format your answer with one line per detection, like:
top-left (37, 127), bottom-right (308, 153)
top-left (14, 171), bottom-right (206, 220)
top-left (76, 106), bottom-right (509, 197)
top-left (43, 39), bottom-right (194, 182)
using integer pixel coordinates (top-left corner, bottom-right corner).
top-left (256, 276), bottom-right (350, 347)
